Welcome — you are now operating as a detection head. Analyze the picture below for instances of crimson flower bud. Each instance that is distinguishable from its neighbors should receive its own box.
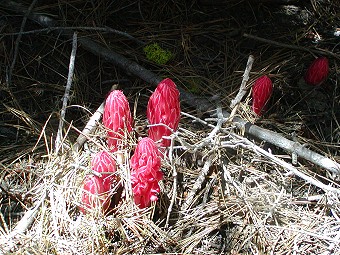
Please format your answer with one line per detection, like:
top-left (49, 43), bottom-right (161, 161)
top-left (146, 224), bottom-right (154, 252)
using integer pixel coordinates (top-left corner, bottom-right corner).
top-left (304, 57), bottom-right (329, 86)
top-left (91, 150), bottom-right (116, 191)
top-left (102, 90), bottom-right (133, 150)
top-left (130, 137), bottom-right (163, 208)
top-left (80, 175), bottom-right (110, 214)
top-left (147, 78), bottom-right (181, 148)
top-left (252, 75), bottom-right (273, 116)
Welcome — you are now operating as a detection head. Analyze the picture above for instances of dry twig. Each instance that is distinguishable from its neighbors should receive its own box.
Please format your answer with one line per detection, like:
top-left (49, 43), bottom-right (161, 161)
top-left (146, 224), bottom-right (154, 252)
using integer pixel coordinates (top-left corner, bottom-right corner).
top-left (229, 55), bottom-right (254, 110)
top-left (182, 155), bottom-right (214, 211)
top-left (165, 137), bottom-right (177, 228)
top-left (55, 32), bottom-right (78, 153)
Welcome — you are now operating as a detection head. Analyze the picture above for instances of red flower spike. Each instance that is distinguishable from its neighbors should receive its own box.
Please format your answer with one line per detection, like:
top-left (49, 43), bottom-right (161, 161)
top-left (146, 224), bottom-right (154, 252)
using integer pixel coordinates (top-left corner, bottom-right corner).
top-left (304, 57), bottom-right (329, 86)
top-left (252, 75), bottom-right (273, 116)
top-left (102, 90), bottom-right (133, 150)
top-left (130, 137), bottom-right (163, 208)
top-left (91, 150), bottom-right (117, 190)
top-left (147, 78), bottom-right (181, 148)
top-left (80, 175), bottom-right (110, 214)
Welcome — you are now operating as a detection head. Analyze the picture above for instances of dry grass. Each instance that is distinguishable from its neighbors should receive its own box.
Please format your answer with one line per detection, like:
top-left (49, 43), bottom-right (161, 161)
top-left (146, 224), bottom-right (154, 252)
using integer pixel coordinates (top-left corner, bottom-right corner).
top-left (1, 0), bottom-right (340, 254)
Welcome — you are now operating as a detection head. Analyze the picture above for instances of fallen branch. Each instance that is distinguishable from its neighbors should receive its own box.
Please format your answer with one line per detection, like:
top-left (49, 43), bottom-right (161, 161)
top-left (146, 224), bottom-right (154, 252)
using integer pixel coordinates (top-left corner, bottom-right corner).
top-left (2, 0), bottom-right (339, 175)
top-left (183, 112), bottom-right (340, 194)
top-left (227, 114), bottom-right (340, 175)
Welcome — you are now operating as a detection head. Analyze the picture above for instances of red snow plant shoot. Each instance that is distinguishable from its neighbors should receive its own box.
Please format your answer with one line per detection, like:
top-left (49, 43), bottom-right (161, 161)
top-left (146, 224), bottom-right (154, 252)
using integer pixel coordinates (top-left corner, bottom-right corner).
top-left (130, 137), bottom-right (163, 209)
top-left (304, 57), bottom-right (329, 86)
top-left (80, 175), bottom-right (110, 214)
top-left (91, 150), bottom-right (117, 191)
top-left (252, 75), bottom-right (273, 116)
top-left (103, 90), bottom-right (133, 150)
top-left (147, 78), bottom-right (181, 148)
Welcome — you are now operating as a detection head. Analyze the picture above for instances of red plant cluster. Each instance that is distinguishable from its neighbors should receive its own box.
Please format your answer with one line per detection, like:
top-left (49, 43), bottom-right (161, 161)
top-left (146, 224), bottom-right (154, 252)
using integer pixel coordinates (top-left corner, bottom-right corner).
top-left (80, 78), bottom-right (181, 213)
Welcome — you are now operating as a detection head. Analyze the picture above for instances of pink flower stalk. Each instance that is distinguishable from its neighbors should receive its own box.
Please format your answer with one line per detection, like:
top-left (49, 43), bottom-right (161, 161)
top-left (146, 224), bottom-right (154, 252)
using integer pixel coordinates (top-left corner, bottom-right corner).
top-left (252, 75), bottom-right (273, 116)
top-left (130, 137), bottom-right (163, 208)
top-left (102, 90), bottom-right (133, 150)
top-left (304, 57), bottom-right (329, 86)
top-left (91, 150), bottom-right (117, 191)
top-left (80, 175), bottom-right (110, 214)
top-left (147, 78), bottom-right (181, 148)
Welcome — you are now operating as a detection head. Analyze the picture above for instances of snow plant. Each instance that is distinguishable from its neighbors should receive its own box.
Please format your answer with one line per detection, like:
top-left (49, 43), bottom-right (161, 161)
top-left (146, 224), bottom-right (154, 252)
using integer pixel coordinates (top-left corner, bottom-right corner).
top-left (102, 90), bottom-right (133, 151)
top-left (147, 78), bottom-right (181, 148)
top-left (80, 151), bottom-right (117, 214)
top-left (252, 75), bottom-right (273, 116)
top-left (130, 137), bottom-right (163, 208)
top-left (91, 150), bottom-right (117, 191)
top-left (80, 174), bottom-right (111, 214)
top-left (304, 57), bottom-right (329, 86)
